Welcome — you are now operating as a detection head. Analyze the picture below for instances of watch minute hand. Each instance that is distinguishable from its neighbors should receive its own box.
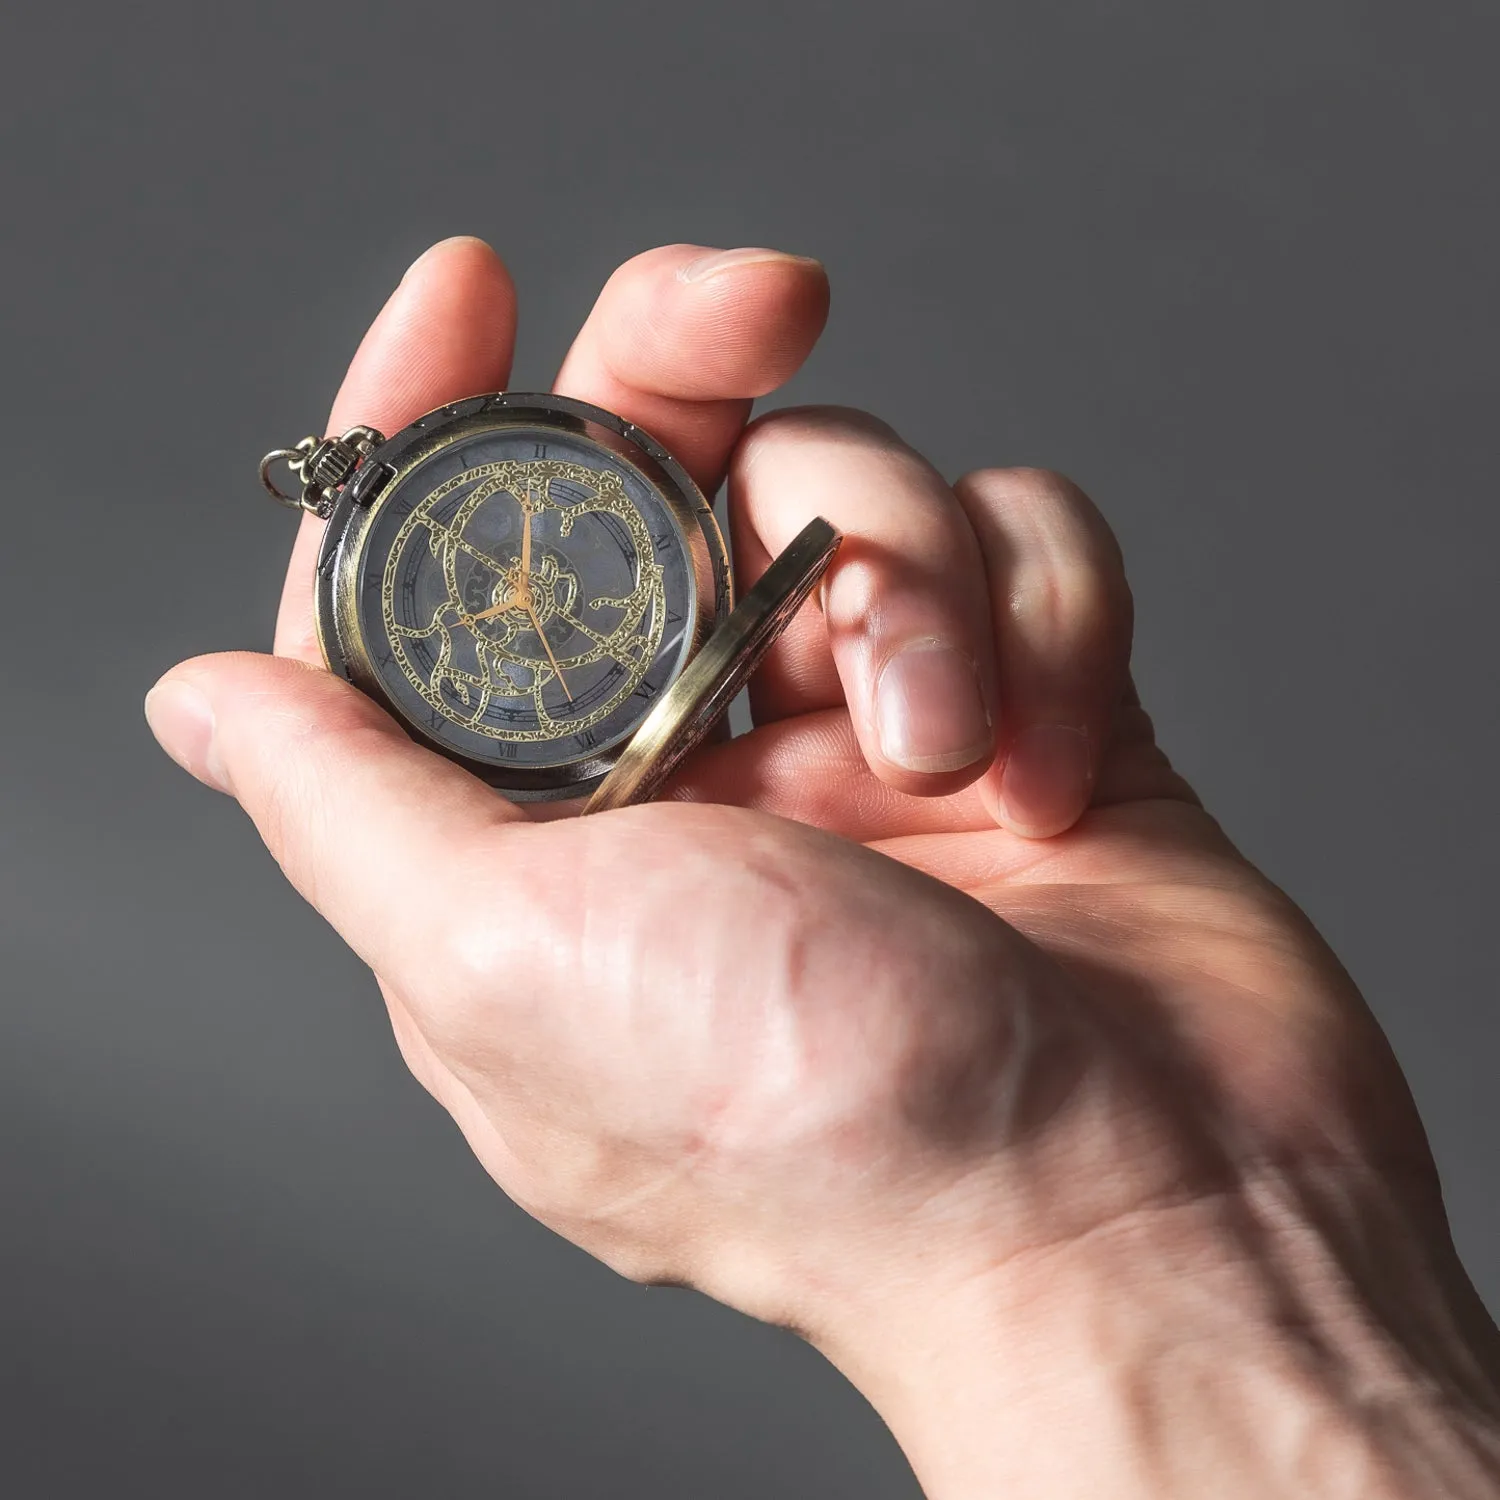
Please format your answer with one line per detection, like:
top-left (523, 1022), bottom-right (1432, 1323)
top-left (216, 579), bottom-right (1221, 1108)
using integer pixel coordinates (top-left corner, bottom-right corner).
top-left (527, 604), bottom-right (572, 701)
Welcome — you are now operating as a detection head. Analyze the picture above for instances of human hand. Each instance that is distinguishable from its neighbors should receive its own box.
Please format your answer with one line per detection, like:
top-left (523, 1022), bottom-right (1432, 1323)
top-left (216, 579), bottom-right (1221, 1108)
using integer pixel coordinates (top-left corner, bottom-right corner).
top-left (147, 237), bottom-right (1500, 1498)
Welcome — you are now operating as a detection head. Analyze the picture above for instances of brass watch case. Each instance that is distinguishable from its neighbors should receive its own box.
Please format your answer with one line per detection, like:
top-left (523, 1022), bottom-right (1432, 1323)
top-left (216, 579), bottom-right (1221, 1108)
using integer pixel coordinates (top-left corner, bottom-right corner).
top-left (315, 393), bottom-right (730, 800)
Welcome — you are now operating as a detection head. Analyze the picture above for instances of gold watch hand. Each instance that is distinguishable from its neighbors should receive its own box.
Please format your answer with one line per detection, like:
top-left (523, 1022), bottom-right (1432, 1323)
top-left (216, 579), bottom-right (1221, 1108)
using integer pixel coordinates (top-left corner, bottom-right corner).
top-left (519, 485), bottom-right (533, 585)
top-left (527, 604), bottom-right (572, 701)
top-left (465, 586), bottom-right (516, 625)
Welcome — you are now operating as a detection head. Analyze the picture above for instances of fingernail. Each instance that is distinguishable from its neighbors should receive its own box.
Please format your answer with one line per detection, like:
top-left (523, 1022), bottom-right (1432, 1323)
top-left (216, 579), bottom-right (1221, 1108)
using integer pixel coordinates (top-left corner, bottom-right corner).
top-left (144, 680), bottom-right (230, 794)
top-left (1000, 724), bottom-right (1092, 838)
top-left (678, 246), bottom-right (823, 284)
top-left (875, 642), bottom-right (993, 774)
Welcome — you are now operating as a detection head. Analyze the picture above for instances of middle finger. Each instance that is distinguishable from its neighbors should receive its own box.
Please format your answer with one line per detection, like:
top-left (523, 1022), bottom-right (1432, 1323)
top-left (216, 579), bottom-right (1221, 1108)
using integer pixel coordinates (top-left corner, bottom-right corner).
top-left (729, 406), bottom-right (999, 796)
top-left (552, 243), bottom-right (830, 496)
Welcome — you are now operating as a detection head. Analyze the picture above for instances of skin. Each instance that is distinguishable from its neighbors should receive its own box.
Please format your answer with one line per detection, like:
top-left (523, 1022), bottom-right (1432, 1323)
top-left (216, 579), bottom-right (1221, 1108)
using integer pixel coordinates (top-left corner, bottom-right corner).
top-left (146, 237), bottom-right (1500, 1498)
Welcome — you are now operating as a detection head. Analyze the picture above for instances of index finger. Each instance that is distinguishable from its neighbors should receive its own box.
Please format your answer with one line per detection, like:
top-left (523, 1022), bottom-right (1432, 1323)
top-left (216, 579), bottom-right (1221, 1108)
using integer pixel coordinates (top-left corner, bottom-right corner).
top-left (274, 236), bottom-right (518, 664)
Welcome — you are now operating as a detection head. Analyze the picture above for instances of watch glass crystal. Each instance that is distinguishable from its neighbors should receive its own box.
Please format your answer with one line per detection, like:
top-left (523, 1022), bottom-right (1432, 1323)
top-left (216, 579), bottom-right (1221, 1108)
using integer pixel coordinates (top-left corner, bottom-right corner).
top-left (354, 424), bottom-right (698, 770)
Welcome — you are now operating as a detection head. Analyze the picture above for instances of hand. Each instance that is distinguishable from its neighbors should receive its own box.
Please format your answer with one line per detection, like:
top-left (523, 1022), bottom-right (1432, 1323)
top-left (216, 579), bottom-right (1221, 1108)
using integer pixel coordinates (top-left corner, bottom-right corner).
top-left (147, 237), bottom-right (1500, 1498)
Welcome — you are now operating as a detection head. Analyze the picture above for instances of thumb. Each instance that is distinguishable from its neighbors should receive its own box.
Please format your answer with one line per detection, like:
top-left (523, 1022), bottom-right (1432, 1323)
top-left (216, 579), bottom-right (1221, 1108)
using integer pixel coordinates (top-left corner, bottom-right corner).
top-left (144, 652), bottom-right (528, 978)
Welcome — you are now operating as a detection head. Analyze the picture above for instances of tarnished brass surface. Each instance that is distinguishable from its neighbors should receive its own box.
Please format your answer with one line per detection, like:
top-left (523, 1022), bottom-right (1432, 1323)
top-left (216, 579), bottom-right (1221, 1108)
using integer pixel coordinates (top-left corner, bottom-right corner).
top-left (585, 517), bottom-right (841, 813)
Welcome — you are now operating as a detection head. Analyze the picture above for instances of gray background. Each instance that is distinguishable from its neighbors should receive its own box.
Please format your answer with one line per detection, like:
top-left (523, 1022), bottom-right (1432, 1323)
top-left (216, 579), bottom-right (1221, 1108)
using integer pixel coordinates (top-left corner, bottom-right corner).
top-left (1, 1), bottom-right (1495, 1494)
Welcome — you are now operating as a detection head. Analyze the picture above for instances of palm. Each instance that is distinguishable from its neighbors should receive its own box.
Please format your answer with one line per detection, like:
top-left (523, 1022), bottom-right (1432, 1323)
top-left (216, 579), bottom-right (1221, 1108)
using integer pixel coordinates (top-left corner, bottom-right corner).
top-left (369, 690), bottom-right (1417, 1316)
top-left (680, 691), bottom-right (1421, 1179)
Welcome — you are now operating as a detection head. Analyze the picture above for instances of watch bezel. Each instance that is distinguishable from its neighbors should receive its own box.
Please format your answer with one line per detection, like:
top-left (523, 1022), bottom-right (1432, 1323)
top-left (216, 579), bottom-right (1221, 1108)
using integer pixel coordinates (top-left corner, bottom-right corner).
top-left (315, 392), bottom-right (730, 801)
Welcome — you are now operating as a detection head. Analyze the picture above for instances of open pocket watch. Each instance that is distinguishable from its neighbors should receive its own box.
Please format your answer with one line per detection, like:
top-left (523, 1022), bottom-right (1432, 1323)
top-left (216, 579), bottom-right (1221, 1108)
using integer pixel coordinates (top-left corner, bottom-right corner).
top-left (260, 393), bottom-right (839, 810)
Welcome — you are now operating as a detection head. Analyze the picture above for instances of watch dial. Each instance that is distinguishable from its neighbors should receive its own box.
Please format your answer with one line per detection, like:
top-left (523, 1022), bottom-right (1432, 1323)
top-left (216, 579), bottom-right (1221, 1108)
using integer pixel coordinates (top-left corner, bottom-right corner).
top-left (355, 425), bottom-right (697, 769)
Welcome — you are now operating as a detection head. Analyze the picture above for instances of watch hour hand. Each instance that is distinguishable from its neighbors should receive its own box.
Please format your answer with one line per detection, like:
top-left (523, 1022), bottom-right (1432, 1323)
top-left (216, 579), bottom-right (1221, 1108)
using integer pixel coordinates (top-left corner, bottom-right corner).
top-left (463, 586), bottom-right (515, 626)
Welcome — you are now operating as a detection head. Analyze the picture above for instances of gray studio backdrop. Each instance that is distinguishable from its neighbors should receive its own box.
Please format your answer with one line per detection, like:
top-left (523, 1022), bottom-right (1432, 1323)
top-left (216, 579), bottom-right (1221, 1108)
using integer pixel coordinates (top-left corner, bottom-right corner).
top-left (2, 2), bottom-right (1495, 1495)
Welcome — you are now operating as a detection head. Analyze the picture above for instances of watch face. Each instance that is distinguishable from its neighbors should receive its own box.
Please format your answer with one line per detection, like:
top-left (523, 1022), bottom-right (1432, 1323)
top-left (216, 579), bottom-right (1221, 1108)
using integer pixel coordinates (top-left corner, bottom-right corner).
top-left (346, 414), bottom-right (707, 782)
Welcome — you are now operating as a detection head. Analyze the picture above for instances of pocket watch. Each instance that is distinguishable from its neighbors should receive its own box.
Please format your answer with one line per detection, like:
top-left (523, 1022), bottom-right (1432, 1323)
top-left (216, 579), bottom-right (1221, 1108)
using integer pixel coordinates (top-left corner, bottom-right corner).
top-left (260, 392), bottom-right (839, 808)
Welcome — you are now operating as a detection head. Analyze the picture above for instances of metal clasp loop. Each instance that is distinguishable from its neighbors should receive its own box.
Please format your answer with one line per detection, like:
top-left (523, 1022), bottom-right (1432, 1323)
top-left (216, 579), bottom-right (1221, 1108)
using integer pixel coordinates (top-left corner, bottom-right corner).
top-left (258, 426), bottom-right (385, 517)
top-left (259, 437), bottom-right (320, 508)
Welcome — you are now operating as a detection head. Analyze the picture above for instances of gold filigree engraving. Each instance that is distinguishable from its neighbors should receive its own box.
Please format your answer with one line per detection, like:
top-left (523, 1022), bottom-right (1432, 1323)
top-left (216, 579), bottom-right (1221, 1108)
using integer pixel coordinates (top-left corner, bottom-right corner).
top-left (381, 460), bottom-right (665, 741)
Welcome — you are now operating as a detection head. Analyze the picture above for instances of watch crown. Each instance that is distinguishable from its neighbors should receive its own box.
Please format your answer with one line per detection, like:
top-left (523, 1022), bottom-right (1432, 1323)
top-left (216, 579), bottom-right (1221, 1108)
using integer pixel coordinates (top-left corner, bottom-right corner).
top-left (307, 436), bottom-right (361, 493)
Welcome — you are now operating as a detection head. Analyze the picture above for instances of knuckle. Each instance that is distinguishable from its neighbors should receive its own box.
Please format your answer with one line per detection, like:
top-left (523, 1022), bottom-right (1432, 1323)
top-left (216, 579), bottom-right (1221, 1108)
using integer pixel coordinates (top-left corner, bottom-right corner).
top-left (1011, 464), bottom-right (1081, 500)
top-left (957, 466), bottom-right (1132, 637)
top-left (957, 465), bottom-right (1095, 523)
top-left (739, 403), bottom-right (904, 462)
top-left (1008, 559), bottom-right (1113, 652)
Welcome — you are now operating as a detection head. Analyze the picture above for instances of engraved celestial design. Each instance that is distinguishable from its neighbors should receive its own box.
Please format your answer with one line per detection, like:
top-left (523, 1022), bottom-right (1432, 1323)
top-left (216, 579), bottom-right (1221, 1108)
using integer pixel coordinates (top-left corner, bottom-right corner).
top-left (380, 458), bottom-right (668, 746)
top-left (308, 394), bottom-right (725, 799)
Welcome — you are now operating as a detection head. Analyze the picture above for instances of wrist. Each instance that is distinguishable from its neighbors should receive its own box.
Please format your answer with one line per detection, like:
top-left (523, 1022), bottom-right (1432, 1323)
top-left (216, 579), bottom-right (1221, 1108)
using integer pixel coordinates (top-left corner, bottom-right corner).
top-left (806, 1171), bottom-right (1500, 1500)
